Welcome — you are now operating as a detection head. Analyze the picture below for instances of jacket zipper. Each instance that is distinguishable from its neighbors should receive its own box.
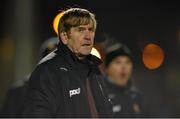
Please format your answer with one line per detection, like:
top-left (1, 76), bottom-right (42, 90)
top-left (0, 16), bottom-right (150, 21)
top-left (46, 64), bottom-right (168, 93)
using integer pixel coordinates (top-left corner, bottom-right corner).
top-left (96, 76), bottom-right (113, 105)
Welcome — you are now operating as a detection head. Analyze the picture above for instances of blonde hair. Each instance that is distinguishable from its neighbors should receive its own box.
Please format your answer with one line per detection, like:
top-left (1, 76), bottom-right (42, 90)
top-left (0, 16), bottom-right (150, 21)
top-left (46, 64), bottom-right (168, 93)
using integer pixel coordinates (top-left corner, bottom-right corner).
top-left (58, 8), bottom-right (97, 34)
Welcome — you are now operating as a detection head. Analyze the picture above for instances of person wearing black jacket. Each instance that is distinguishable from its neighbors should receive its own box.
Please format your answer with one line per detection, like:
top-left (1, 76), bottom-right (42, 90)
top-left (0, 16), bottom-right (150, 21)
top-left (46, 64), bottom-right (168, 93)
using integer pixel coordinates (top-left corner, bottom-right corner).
top-left (104, 43), bottom-right (142, 117)
top-left (22, 8), bottom-right (112, 118)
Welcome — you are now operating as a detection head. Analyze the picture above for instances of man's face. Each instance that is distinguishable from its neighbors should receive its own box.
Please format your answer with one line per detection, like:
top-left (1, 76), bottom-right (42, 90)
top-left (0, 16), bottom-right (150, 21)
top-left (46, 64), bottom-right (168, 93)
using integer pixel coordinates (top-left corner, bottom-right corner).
top-left (61, 23), bottom-right (95, 59)
top-left (106, 56), bottom-right (133, 87)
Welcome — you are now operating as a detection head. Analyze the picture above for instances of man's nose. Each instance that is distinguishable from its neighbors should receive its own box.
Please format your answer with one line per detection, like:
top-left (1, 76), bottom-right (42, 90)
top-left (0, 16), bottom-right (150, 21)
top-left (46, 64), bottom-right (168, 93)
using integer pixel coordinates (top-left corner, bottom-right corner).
top-left (121, 65), bottom-right (126, 71)
top-left (84, 30), bottom-right (91, 40)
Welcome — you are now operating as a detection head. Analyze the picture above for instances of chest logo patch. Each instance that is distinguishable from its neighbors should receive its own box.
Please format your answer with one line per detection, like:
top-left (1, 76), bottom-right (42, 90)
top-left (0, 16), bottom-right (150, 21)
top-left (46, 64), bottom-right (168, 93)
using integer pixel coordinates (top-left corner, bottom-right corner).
top-left (133, 103), bottom-right (140, 113)
top-left (69, 88), bottom-right (81, 98)
top-left (113, 104), bottom-right (122, 113)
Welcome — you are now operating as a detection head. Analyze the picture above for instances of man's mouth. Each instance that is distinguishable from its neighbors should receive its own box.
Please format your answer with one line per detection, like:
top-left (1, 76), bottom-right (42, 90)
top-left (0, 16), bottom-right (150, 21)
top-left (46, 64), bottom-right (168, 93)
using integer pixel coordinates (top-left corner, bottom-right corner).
top-left (82, 43), bottom-right (91, 46)
top-left (119, 73), bottom-right (127, 77)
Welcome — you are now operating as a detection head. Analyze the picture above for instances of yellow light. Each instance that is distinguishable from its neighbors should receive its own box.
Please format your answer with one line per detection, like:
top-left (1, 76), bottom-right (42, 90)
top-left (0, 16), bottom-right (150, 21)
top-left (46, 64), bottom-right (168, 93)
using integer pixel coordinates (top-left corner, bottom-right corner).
top-left (53, 12), bottom-right (64, 35)
top-left (142, 43), bottom-right (165, 70)
top-left (91, 47), bottom-right (101, 59)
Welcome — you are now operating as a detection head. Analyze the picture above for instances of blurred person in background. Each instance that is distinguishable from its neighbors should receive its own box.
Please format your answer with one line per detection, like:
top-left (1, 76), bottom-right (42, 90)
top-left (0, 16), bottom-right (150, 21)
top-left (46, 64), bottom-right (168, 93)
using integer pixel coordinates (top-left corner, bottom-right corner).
top-left (104, 43), bottom-right (143, 117)
top-left (21, 8), bottom-right (112, 118)
top-left (0, 37), bottom-right (59, 117)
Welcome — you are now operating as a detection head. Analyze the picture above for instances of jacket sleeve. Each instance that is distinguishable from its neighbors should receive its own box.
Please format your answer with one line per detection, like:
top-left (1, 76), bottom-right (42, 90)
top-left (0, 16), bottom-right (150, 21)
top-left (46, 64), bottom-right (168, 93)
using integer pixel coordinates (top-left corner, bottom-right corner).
top-left (22, 64), bottom-right (59, 117)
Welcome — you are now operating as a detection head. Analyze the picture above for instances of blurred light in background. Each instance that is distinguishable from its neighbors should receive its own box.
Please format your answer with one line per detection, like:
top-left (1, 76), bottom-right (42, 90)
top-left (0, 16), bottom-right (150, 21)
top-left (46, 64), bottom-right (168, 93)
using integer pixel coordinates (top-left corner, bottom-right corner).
top-left (53, 11), bottom-right (64, 35)
top-left (0, 37), bottom-right (15, 64)
top-left (142, 43), bottom-right (165, 70)
top-left (91, 47), bottom-right (101, 59)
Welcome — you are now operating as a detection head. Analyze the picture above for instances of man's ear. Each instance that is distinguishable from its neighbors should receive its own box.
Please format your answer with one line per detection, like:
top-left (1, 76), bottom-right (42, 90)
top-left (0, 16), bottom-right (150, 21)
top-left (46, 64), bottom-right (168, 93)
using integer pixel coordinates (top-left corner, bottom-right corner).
top-left (59, 32), bottom-right (68, 45)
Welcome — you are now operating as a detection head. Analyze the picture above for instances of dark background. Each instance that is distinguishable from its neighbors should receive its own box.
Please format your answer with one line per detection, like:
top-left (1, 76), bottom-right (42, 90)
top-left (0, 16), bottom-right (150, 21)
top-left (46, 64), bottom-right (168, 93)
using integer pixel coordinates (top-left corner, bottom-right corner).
top-left (0, 0), bottom-right (180, 117)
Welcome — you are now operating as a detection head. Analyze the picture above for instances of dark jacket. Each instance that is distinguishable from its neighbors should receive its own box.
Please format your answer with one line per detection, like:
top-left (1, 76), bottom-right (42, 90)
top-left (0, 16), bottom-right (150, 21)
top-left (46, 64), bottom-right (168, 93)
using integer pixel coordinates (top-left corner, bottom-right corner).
top-left (104, 77), bottom-right (142, 118)
top-left (21, 42), bottom-right (112, 118)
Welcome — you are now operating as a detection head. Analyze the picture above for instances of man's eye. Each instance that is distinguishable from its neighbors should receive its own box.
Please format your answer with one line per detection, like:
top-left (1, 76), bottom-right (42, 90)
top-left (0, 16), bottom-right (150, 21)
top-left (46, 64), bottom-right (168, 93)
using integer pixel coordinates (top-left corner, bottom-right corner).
top-left (88, 28), bottom-right (93, 31)
top-left (78, 28), bottom-right (84, 32)
top-left (115, 61), bottom-right (121, 64)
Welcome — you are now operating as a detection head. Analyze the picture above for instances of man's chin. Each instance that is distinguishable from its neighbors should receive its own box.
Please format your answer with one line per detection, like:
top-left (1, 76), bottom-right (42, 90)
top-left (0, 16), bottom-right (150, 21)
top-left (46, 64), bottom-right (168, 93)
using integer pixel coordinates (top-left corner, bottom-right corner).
top-left (117, 82), bottom-right (128, 87)
top-left (80, 53), bottom-right (91, 57)
top-left (80, 50), bottom-right (92, 56)
top-left (116, 79), bottom-right (129, 86)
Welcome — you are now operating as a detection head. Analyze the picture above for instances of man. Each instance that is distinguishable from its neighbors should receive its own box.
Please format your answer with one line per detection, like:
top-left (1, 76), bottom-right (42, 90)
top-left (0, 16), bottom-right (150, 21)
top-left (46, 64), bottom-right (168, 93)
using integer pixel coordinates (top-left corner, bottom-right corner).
top-left (104, 43), bottom-right (142, 117)
top-left (22, 8), bottom-right (112, 117)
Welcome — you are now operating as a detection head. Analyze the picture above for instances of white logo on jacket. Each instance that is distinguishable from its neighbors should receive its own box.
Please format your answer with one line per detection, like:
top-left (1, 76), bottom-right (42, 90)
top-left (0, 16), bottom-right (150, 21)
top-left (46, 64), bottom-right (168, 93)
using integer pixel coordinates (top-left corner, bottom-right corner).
top-left (113, 105), bottom-right (122, 113)
top-left (69, 88), bottom-right (81, 98)
top-left (59, 67), bottom-right (68, 71)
